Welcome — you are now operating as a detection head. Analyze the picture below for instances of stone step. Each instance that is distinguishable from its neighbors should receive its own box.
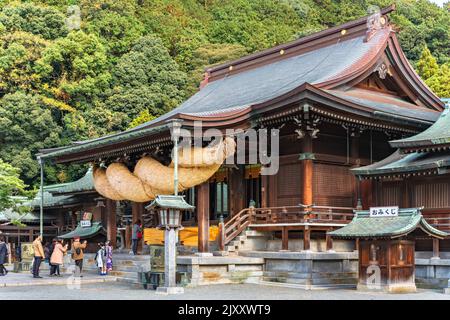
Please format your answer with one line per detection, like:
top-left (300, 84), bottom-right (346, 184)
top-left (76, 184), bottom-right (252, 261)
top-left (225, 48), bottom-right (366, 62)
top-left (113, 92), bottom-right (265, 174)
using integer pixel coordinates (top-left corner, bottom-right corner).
top-left (107, 270), bottom-right (138, 278)
top-left (258, 280), bottom-right (356, 290)
top-left (263, 271), bottom-right (357, 280)
top-left (262, 275), bottom-right (356, 286)
top-left (245, 230), bottom-right (267, 237)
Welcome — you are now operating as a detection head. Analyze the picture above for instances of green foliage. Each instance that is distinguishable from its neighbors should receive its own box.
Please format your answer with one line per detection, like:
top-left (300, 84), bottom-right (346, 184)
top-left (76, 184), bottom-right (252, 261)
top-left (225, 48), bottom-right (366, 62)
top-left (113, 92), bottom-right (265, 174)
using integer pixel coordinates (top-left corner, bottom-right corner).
top-left (0, 2), bottom-right (67, 40)
top-left (0, 92), bottom-right (62, 185)
top-left (35, 30), bottom-right (111, 108)
top-left (0, 158), bottom-right (29, 211)
top-left (426, 64), bottom-right (450, 98)
top-left (0, 31), bottom-right (49, 94)
top-left (417, 46), bottom-right (439, 80)
top-left (107, 35), bottom-right (187, 121)
top-left (128, 109), bottom-right (156, 129)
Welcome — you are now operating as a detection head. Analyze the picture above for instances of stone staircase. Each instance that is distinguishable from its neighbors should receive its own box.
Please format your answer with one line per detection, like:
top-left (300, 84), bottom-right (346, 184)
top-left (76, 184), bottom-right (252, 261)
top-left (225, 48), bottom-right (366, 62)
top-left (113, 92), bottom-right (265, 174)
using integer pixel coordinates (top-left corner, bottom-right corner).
top-left (260, 270), bottom-right (357, 290)
top-left (82, 253), bottom-right (150, 285)
top-left (219, 230), bottom-right (270, 255)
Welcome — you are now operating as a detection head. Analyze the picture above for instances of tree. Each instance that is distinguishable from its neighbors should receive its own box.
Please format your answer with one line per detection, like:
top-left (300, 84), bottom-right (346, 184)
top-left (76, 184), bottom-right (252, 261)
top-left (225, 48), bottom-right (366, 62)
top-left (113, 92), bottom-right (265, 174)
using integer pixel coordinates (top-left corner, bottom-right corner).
top-left (0, 159), bottom-right (30, 212)
top-left (80, 0), bottom-right (144, 59)
top-left (0, 31), bottom-right (49, 95)
top-left (0, 2), bottom-right (67, 40)
top-left (35, 30), bottom-right (111, 109)
top-left (416, 46), bottom-right (439, 80)
top-left (0, 92), bottom-right (63, 185)
top-left (107, 35), bottom-right (188, 122)
top-left (426, 64), bottom-right (450, 98)
top-left (128, 109), bottom-right (156, 129)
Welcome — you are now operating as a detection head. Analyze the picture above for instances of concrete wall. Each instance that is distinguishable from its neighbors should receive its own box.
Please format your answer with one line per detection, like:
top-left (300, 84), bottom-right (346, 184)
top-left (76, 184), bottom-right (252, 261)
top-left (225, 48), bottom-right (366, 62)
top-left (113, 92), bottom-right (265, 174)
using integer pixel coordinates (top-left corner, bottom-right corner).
top-left (266, 239), bottom-right (355, 252)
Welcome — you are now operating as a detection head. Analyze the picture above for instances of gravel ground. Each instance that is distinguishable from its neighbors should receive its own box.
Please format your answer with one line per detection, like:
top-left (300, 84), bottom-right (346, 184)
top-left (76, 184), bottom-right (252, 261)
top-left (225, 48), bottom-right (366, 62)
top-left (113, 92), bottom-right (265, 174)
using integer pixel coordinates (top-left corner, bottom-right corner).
top-left (1, 282), bottom-right (450, 300)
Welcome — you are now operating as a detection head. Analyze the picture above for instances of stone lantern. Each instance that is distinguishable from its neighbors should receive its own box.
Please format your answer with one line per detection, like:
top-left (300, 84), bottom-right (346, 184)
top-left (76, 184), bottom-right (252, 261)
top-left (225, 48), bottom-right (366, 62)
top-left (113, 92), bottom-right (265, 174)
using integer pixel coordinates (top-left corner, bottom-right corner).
top-left (146, 195), bottom-right (195, 294)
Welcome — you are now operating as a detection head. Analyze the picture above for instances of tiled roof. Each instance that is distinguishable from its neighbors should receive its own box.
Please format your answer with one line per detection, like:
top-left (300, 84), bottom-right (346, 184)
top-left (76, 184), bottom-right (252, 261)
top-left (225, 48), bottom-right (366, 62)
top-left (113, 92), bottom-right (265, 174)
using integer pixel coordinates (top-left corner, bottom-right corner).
top-left (329, 208), bottom-right (447, 239)
top-left (146, 195), bottom-right (195, 211)
top-left (48, 167), bottom-right (94, 195)
top-left (58, 221), bottom-right (105, 239)
top-left (27, 190), bottom-right (78, 208)
top-left (351, 149), bottom-right (450, 177)
top-left (390, 107), bottom-right (450, 149)
top-left (327, 88), bottom-right (440, 124)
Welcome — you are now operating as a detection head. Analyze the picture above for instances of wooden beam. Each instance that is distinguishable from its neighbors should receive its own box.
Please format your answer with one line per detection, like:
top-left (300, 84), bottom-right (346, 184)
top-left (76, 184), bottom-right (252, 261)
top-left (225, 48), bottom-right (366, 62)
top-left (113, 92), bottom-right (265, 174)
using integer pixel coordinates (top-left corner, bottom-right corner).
top-left (106, 199), bottom-right (117, 248)
top-left (281, 227), bottom-right (289, 251)
top-left (197, 182), bottom-right (210, 253)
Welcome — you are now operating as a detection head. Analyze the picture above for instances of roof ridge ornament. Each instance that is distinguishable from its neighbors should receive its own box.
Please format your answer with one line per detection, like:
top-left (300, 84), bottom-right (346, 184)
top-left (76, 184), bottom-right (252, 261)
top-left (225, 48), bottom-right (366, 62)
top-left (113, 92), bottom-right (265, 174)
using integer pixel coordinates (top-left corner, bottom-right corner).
top-left (365, 6), bottom-right (388, 43)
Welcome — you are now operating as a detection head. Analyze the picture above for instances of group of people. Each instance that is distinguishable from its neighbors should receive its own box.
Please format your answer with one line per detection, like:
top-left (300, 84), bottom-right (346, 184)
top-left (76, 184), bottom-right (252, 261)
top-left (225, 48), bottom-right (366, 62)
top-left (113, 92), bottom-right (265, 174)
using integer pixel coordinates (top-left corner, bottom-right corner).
top-left (31, 235), bottom-right (113, 278)
top-left (0, 219), bottom-right (144, 278)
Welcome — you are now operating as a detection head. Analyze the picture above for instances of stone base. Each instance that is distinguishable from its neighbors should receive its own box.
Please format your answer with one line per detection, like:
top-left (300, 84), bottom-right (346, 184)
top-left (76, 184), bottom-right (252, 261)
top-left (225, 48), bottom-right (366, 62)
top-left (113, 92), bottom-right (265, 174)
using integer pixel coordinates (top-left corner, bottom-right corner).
top-left (196, 252), bottom-right (213, 257)
top-left (357, 283), bottom-right (416, 293)
top-left (155, 286), bottom-right (185, 295)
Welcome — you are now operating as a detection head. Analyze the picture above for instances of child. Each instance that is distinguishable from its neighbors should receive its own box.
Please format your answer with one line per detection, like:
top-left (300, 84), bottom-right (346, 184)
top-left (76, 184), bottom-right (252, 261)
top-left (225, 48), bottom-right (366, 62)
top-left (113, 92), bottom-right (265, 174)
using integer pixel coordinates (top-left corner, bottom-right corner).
top-left (105, 241), bottom-right (113, 273)
top-left (95, 243), bottom-right (107, 275)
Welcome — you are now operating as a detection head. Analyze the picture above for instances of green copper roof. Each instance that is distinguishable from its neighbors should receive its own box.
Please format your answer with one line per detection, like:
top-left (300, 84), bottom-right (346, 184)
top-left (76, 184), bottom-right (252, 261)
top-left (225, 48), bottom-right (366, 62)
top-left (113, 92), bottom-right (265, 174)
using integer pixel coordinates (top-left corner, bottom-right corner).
top-left (352, 150), bottom-right (450, 177)
top-left (146, 195), bottom-right (195, 211)
top-left (48, 168), bottom-right (94, 195)
top-left (58, 222), bottom-right (105, 239)
top-left (27, 190), bottom-right (78, 208)
top-left (390, 107), bottom-right (450, 149)
top-left (329, 208), bottom-right (447, 239)
top-left (39, 123), bottom-right (169, 161)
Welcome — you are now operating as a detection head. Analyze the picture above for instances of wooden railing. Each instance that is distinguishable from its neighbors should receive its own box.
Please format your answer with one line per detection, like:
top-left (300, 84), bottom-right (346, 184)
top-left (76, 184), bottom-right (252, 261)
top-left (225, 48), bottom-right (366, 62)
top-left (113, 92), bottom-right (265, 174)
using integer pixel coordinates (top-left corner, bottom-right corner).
top-left (218, 204), bottom-right (355, 251)
top-left (423, 208), bottom-right (450, 232)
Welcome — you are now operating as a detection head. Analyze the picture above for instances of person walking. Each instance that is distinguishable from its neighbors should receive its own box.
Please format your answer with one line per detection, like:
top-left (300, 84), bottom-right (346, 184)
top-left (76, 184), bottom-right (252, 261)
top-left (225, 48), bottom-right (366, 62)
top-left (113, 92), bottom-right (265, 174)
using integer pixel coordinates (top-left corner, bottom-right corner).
top-left (71, 237), bottom-right (87, 277)
top-left (32, 235), bottom-right (45, 278)
top-left (95, 243), bottom-right (107, 275)
top-left (0, 236), bottom-right (9, 276)
top-left (105, 240), bottom-right (113, 273)
top-left (50, 239), bottom-right (68, 277)
top-left (131, 219), bottom-right (142, 255)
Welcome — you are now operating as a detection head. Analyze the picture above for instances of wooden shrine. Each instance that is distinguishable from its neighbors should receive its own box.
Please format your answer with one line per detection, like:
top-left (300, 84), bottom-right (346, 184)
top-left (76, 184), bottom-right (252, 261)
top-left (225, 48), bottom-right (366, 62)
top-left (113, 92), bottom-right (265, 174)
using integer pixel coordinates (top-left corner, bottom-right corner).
top-left (329, 208), bottom-right (447, 292)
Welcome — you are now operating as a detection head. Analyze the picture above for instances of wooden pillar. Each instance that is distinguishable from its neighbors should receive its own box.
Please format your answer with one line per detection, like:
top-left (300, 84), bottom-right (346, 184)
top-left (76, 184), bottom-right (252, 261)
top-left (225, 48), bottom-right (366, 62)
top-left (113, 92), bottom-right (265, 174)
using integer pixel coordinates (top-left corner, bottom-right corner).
top-left (433, 238), bottom-right (440, 259)
top-left (303, 227), bottom-right (311, 251)
top-left (132, 202), bottom-right (145, 253)
top-left (106, 199), bottom-right (117, 248)
top-left (261, 174), bottom-right (268, 208)
top-left (197, 182), bottom-right (210, 253)
top-left (229, 165), bottom-right (245, 214)
top-left (281, 227), bottom-right (289, 251)
top-left (360, 180), bottom-right (373, 210)
top-left (71, 211), bottom-right (77, 229)
top-left (401, 180), bottom-right (410, 208)
top-left (351, 130), bottom-right (361, 208)
top-left (29, 229), bottom-right (33, 242)
top-left (301, 133), bottom-right (313, 206)
top-left (326, 232), bottom-right (334, 252)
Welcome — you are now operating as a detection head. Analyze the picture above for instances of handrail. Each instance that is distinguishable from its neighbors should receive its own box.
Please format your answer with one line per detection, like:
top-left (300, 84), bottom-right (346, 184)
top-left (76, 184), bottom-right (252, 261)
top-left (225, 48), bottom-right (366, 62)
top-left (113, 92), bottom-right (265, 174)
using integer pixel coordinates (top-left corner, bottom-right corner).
top-left (218, 204), bottom-right (356, 250)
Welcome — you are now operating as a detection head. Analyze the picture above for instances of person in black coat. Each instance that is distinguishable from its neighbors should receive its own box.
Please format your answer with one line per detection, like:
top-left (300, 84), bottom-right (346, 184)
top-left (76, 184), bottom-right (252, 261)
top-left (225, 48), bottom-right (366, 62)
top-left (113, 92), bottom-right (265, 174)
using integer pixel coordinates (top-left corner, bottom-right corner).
top-left (0, 236), bottom-right (9, 276)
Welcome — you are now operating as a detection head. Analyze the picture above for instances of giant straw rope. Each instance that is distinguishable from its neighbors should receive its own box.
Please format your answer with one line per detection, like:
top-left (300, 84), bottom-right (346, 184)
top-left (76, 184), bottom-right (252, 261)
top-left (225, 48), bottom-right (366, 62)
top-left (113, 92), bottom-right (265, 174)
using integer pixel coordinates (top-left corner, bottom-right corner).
top-left (93, 137), bottom-right (236, 202)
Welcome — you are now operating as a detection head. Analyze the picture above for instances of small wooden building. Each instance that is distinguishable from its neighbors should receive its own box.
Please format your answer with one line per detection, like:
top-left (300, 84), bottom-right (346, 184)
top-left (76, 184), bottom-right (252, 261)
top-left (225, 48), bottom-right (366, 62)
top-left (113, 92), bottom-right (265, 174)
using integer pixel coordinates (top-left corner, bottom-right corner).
top-left (329, 208), bottom-right (447, 292)
top-left (353, 107), bottom-right (450, 252)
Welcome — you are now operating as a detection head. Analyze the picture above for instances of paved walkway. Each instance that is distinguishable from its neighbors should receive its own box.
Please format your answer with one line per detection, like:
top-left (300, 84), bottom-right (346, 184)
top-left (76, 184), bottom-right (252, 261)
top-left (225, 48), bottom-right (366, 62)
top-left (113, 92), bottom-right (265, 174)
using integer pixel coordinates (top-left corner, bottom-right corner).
top-left (1, 282), bottom-right (450, 300)
top-left (0, 266), bottom-right (117, 287)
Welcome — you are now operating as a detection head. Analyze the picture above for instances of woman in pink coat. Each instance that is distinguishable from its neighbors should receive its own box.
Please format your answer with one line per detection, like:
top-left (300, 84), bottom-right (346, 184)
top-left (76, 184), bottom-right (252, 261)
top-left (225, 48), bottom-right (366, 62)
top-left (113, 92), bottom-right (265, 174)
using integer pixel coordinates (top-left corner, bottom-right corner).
top-left (50, 239), bottom-right (68, 276)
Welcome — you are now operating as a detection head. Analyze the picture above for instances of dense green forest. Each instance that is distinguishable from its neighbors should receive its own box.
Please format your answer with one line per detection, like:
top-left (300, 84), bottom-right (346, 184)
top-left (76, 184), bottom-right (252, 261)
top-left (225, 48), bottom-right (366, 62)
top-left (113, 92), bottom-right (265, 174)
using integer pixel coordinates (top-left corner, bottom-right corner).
top-left (0, 0), bottom-right (449, 194)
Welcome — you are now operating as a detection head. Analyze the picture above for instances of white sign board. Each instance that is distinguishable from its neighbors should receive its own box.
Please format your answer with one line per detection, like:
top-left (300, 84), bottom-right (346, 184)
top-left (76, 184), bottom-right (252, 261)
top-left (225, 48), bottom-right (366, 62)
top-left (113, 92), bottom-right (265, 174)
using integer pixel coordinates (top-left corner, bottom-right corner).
top-left (369, 206), bottom-right (399, 218)
top-left (80, 220), bottom-right (91, 227)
